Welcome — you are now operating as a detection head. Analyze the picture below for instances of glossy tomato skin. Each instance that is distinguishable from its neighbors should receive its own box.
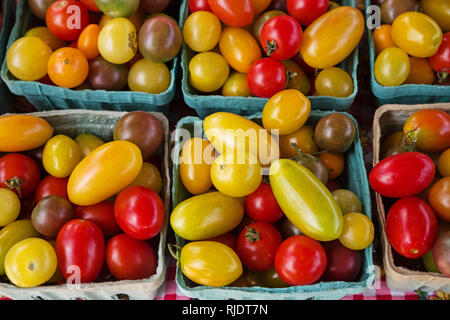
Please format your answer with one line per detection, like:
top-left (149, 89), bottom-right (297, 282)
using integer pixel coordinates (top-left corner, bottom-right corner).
top-left (275, 235), bottom-right (327, 285)
top-left (114, 186), bottom-right (165, 240)
top-left (369, 152), bottom-right (435, 198)
top-left (56, 220), bottom-right (105, 283)
top-left (428, 177), bottom-right (450, 222)
top-left (75, 201), bottom-right (121, 237)
top-left (46, 0), bottom-right (90, 41)
top-left (386, 197), bottom-right (438, 259)
top-left (236, 222), bottom-right (282, 271)
top-left (287, 0), bottom-right (329, 26)
top-left (0, 153), bottom-right (40, 199)
top-left (208, 0), bottom-right (254, 27)
top-left (321, 240), bottom-right (361, 282)
top-left (246, 58), bottom-right (286, 98)
top-left (105, 234), bottom-right (157, 280)
top-left (34, 176), bottom-right (69, 204)
top-left (429, 33), bottom-right (450, 75)
top-left (244, 182), bottom-right (284, 223)
top-left (189, 0), bottom-right (211, 12)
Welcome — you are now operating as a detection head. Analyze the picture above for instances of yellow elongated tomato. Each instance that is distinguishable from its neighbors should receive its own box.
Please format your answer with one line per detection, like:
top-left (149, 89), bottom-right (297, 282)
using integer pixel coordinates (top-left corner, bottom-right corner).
top-left (338, 213), bottom-right (374, 250)
top-left (170, 191), bottom-right (244, 241)
top-left (98, 18), bottom-right (137, 64)
top-left (300, 6), bottom-right (364, 69)
top-left (374, 47), bottom-right (410, 87)
top-left (211, 152), bottom-right (262, 197)
top-left (189, 52), bottom-right (230, 93)
top-left (0, 115), bottom-right (53, 152)
top-left (269, 159), bottom-right (343, 241)
top-left (68, 141), bottom-right (143, 206)
top-left (43, 135), bottom-right (82, 178)
top-left (262, 89), bottom-right (311, 136)
top-left (74, 133), bottom-right (105, 158)
top-left (391, 12), bottom-right (443, 58)
top-left (0, 189), bottom-right (21, 227)
top-left (203, 112), bottom-right (280, 167)
top-left (179, 241), bottom-right (243, 287)
top-left (179, 138), bottom-right (214, 195)
top-left (219, 27), bottom-right (262, 73)
top-left (5, 238), bottom-right (57, 288)
top-left (183, 11), bottom-right (221, 52)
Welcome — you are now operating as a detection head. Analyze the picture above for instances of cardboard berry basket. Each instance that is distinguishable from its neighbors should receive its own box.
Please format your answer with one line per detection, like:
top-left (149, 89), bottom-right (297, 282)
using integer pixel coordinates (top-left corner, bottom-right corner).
top-left (170, 111), bottom-right (374, 300)
top-left (365, 0), bottom-right (450, 107)
top-left (372, 103), bottom-right (450, 293)
top-left (0, 109), bottom-right (170, 300)
top-left (180, 0), bottom-right (359, 119)
top-left (0, 0), bottom-right (179, 113)
top-left (0, 0), bottom-right (16, 114)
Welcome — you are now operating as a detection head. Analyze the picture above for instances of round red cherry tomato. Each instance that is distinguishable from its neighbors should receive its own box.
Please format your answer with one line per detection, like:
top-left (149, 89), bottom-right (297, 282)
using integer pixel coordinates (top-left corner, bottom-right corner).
top-left (56, 219), bottom-right (105, 283)
top-left (236, 222), bottom-right (282, 271)
top-left (189, 0), bottom-right (212, 12)
top-left (208, 0), bottom-right (254, 27)
top-left (429, 33), bottom-right (450, 76)
top-left (105, 234), bottom-right (157, 281)
top-left (74, 201), bottom-right (121, 237)
top-left (0, 153), bottom-right (40, 199)
top-left (260, 15), bottom-right (303, 60)
top-left (34, 176), bottom-right (69, 203)
top-left (114, 186), bottom-right (165, 240)
top-left (246, 58), bottom-right (287, 98)
top-left (287, 0), bottom-right (329, 26)
top-left (369, 152), bottom-right (435, 198)
top-left (275, 235), bottom-right (327, 285)
top-left (244, 182), bottom-right (284, 223)
top-left (46, 0), bottom-right (90, 41)
top-left (386, 197), bottom-right (438, 259)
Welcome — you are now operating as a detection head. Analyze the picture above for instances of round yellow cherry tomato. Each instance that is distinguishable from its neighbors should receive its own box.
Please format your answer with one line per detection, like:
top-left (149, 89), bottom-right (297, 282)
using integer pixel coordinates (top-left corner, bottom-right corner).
top-left (129, 162), bottom-right (163, 194)
top-left (438, 148), bottom-right (450, 177)
top-left (74, 133), bottom-right (105, 158)
top-left (222, 72), bottom-right (253, 97)
top-left (339, 212), bottom-right (374, 250)
top-left (43, 135), bottom-right (82, 178)
top-left (374, 47), bottom-right (410, 87)
top-left (183, 11), bottom-right (221, 52)
top-left (98, 17), bottom-right (137, 64)
top-left (189, 52), bottom-right (230, 93)
top-left (128, 59), bottom-right (171, 94)
top-left (262, 89), bottom-right (311, 136)
top-left (0, 189), bottom-right (20, 227)
top-left (4, 238), bottom-right (57, 288)
top-left (315, 67), bottom-right (354, 98)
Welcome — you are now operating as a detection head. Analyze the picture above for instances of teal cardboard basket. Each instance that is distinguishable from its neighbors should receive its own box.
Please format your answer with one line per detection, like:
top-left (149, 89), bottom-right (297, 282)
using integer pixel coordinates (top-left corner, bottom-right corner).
top-left (365, 0), bottom-right (450, 106)
top-left (0, 0), bottom-right (16, 114)
top-left (171, 111), bottom-right (374, 300)
top-left (0, 0), bottom-right (179, 113)
top-left (180, 0), bottom-right (359, 119)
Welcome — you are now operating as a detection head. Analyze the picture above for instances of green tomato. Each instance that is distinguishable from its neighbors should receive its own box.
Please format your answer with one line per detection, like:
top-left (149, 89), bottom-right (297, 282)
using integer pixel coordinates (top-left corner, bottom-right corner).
top-left (128, 59), bottom-right (171, 94)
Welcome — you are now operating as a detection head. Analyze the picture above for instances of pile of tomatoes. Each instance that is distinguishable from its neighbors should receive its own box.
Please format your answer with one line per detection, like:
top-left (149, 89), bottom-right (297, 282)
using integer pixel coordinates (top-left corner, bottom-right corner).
top-left (185, 0), bottom-right (363, 99)
top-left (370, 109), bottom-right (450, 277)
top-left (373, 0), bottom-right (450, 86)
top-left (6, 0), bottom-right (181, 94)
top-left (171, 91), bottom-right (374, 288)
top-left (0, 111), bottom-right (166, 288)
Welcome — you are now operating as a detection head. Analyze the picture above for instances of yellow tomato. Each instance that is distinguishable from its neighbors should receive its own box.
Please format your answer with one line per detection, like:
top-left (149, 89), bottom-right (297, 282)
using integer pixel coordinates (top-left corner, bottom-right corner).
top-left (183, 11), bottom-right (221, 52)
top-left (438, 148), bottom-right (450, 177)
top-left (0, 189), bottom-right (21, 227)
top-left (391, 12), bottom-right (443, 58)
top-left (189, 52), bottom-right (230, 93)
top-left (128, 59), bottom-right (171, 94)
top-left (43, 135), bottom-right (82, 178)
top-left (129, 162), bottom-right (163, 194)
top-left (300, 6), bottom-right (364, 69)
top-left (262, 89), bottom-right (311, 136)
top-left (179, 241), bottom-right (243, 287)
top-left (179, 138), bottom-right (214, 195)
top-left (0, 115), bottom-right (53, 152)
top-left (279, 125), bottom-right (318, 159)
top-left (67, 141), bottom-right (143, 206)
top-left (98, 17), bottom-right (137, 64)
top-left (4, 238), bottom-right (57, 288)
top-left (25, 26), bottom-right (67, 51)
top-left (315, 67), bottom-right (354, 98)
top-left (74, 133), bottom-right (105, 158)
top-left (374, 47), bottom-right (410, 87)
top-left (338, 212), bottom-right (374, 250)
top-left (222, 72), bottom-right (253, 97)
top-left (219, 27), bottom-right (262, 73)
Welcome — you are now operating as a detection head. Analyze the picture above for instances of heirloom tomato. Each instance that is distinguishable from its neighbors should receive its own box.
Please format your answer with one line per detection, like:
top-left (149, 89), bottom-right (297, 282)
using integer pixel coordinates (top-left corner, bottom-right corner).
top-left (31, 195), bottom-right (74, 238)
top-left (420, 0), bottom-right (450, 32)
top-left (88, 56), bottom-right (129, 91)
top-left (251, 0), bottom-right (271, 15)
top-left (244, 182), bottom-right (284, 223)
top-left (47, 48), bottom-right (89, 88)
top-left (94, 0), bottom-right (139, 18)
top-left (28, 0), bottom-right (57, 21)
top-left (332, 189), bottom-right (362, 215)
top-left (279, 125), bottom-right (318, 158)
top-left (34, 176), bottom-right (69, 203)
top-left (318, 152), bottom-right (344, 180)
top-left (206, 232), bottom-right (237, 251)
top-left (292, 151), bottom-right (329, 185)
top-left (252, 10), bottom-right (286, 41)
top-left (183, 11), bottom-right (221, 53)
top-left (77, 24), bottom-right (100, 60)
top-left (429, 33), bottom-right (450, 76)
top-left (74, 201), bottom-right (121, 237)
top-left (208, 0), bottom-right (254, 27)
top-left (0, 153), bottom-right (40, 199)
top-left (287, 0), bottom-right (329, 26)
top-left (433, 231), bottom-right (450, 276)
top-left (98, 17), bottom-right (137, 64)
top-left (321, 240), bottom-right (361, 282)
top-left (314, 113), bottom-right (356, 153)
top-left (46, 0), bottom-right (90, 41)
top-left (338, 213), bottom-right (374, 250)
top-left (189, 52), bottom-right (230, 93)
top-left (74, 133), bottom-right (105, 158)
top-left (438, 149), bottom-right (450, 177)
top-left (246, 58), bottom-right (286, 98)
top-left (315, 68), bottom-right (353, 98)
top-left (374, 47), bottom-right (410, 86)
top-left (405, 57), bottom-right (436, 85)
top-left (260, 267), bottom-right (290, 288)
top-left (0, 189), bottom-right (21, 227)
top-left (128, 59), bottom-right (171, 94)
top-left (222, 72), bottom-right (253, 97)
top-left (373, 24), bottom-right (396, 55)
top-left (428, 177), bottom-right (450, 222)
top-left (380, 0), bottom-right (419, 25)
top-left (129, 162), bottom-right (163, 194)
top-left (43, 135), bottom-right (82, 178)
top-left (281, 60), bottom-right (311, 95)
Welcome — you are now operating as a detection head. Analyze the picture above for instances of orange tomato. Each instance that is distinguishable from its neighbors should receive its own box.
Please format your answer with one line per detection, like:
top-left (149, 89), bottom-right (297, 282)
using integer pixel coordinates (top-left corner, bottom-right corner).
top-left (438, 148), bottom-right (450, 177)
top-left (47, 48), bottom-right (89, 88)
top-left (373, 24), bottom-right (396, 55)
top-left (251, 0), bottom-right (272, 15)
top-left (77, 24), bottom-right (100, 60)
top-left (279, 125), bottom-right (318, 159)
top-left (318, 152), bottom-right (344, 180)
top-left (404, 57), bottom-right (436, 85)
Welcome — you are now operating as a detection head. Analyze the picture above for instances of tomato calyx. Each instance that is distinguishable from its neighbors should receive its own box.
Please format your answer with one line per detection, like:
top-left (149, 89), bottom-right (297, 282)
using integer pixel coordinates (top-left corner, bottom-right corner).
top-left (5, 176), bottom-right (23, 198)
top-left (168, 243), bottom-right (182, 265)
top-left (245, 226), bottom-right (260, 242)
top-left (290, 143), bottom-right (319, 163)
top-left (437, 69), bottom-right (449, 84)
top-left (265, 40), bottom-right (279, 56)
top-left (402, 130), bottom-right (418, 152)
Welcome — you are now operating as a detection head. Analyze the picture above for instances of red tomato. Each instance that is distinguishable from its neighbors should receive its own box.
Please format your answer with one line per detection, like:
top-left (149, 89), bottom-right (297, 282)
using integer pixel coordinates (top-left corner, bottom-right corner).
top-left (0, 153), bottom-right (40, 199)
top-left (206, 232), bottom-right (237, 251)
top-left (56, 219), bottom-right (105, 283)
top-left (189, 0), bottom-right (212, 12)
top-left (429, 33), bottom-right (450, 76)
top-left (260, 15), bottom-right (303, 60)
top-left (80, 0), bottom-right (100, 12)
top-left (244, 182), bottom-right (284, 223)
top-left (208, 0), bottom-right (254, 27)
top-left (246, 58), bottom-right (287, 98)
top-left (74, 201), bottom-right (121, 237)
top-left (287, 0), bottom-right (329, 26)
top-left (386, 197), bottom-right (438, 259)
top-left (236, 222), bottom-right (282, 271)
top-left (114, 186), bottom-right (165, 240)
top-left (275, 235), bottom-right (327, 285)
top-left (105, 234), bottom-right (157, 281)
top-left (46, 0), bottom-right (90, 41)
top-left (369, 152), bottom-right (435, 198)
top-left (34, 176), bottom-right (69, 203)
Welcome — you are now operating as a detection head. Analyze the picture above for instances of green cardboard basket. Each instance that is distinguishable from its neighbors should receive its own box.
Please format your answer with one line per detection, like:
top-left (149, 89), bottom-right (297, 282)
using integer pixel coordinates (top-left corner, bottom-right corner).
top-left (365, 0), bottom-right (450, 106)
top-left (0, 0), bottom-right (16, 114)
top-left (180, 0), bottom-right (360, 118)
top-left (0, 0), bottom-right (179, 114)
top-left (171, 111), bottom-right (374, 300)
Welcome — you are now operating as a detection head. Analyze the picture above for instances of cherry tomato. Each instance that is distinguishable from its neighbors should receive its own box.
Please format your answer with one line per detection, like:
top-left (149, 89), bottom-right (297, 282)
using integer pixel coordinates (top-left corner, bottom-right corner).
top-left (374, 47), bottom-right (410, 86)
top-left (42, 135), bottom-right (82, 178)
top-left (189, 0), bottom-right (212, 12)
top-left (279, 125), bottom-right (318, 158)
top-left (244, 182), bottom-right (284, 223)
top-left (129, 162), bottom-right (163, 194)
top-left (321, 240), bottom-right (361, 282)
top-left (98, 17), bottom-right (137, 64)
top-left (25, 26), bottom-right (67, 51)
top-left (246, 58), bottom-right (286, 98)
top-left (318, 152), bottom-right (344, 180)
top-left (252, 10), bottom-right (286, 42)
top-left (183, 11), bottom-right (221, 53)
top-left (274, 235), bottom-right (327, 285)
top-left (208, 0), bottom-right (254, 27)
top-left (405, 57), bottom-right (436, 85)
top-left (373, 24), bottom-right (396, 55)
top-left (47, 48), bottom-right (89, 88)
top-left (189, 52), bottom-right (230, 92)
top-left (77, 24), bottom-right (100, 60)
top-left (222, 72), bottom-right (253, 97)
top-left (251, 0), bottom-right (271, 15)
top-left (429, 33), bottom-right (450, 78)
top-left (114, 186), bottom-right (165, 240)
top-left (260, 15), bottom-right (303, 60)
top-left (338, 213), bottom-right (374, 250)
top-left (75, 201), bottom-right (121, 237)
top-left (80, 0), bottom-right (100, 11)
top-left (34, 176), bottom-right (69, 203)
top-left (420, 0), bottom-right (450, 33)
top-left (287, 0), bottom-right (329, 26)
top-left (438, 148), bottom-right (450, 177)
top-left (236, 222), bottom-right (282, 271)
top-left (315, 67), bottom-right (353, 97)
top-left (128, 59), bottom-right (171, 94)
top-left (0, 189), bottom-right (21, 227)
top-left (0, 153), bottom-right (40, 199)
top-left (428, 177), bottom-right (450, 222)
top-left (386, 197), bottom-right (438, 258)
top-left (46, 0), bottom-right (90, 41)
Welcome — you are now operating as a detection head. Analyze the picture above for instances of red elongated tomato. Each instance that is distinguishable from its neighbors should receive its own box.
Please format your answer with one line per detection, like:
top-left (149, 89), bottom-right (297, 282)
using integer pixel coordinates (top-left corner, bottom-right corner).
top-left (287, 0), bottom-right (329, 26)
top-left (369, 152), bottom-right (435, 198)
top-left (208, 0), bottom-right (254, 27)
top-left (386, 197), bottom-right (438, 259)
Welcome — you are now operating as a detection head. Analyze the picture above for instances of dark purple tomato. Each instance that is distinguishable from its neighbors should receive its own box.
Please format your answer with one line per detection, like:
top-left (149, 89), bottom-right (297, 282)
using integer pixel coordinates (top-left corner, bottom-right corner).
top-left (380, 0), bottom-right (419, 24)
top-left (28, 0), bottom-right (57, 20)
top-left (88, 56), bottom-right (128, 91)
top-left (141, 0), bottom-right (170, 14)
top-left (321, 240), bottom-right (361, 282)
top-left (268, 0), bottom-right (287, 11)
top-left (314, 113), bottom-right (356, 153)
top-left (31, 195), bottom-right (74, 238)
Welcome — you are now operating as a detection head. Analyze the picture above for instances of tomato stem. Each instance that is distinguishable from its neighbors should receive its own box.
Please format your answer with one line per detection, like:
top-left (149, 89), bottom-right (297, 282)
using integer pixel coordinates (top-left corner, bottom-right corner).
top-left (5, 176), bottom-right (23, 198)
top-left (265, 40), bottom-right (278, 56)
top-left (291, 143), bottom-right (318, 162)
top-left (167, 243), bottom-right (182, 264)
top-left (402, 130), bottom-right (417, 152)
top-left (245, 226), bottom-right (260, 242)
top-left (437, 70), bottom-right (449, 83)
